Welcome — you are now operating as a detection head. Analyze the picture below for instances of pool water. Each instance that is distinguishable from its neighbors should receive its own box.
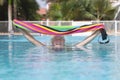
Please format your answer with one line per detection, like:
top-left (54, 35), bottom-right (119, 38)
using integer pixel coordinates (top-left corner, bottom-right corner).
top-left (0, 35), bottom-right (120, 80)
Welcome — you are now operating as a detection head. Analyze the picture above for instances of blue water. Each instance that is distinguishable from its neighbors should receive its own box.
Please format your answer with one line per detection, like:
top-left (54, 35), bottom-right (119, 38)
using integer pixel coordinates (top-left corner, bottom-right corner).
top-left (0, 35), bottom-right (120, 80)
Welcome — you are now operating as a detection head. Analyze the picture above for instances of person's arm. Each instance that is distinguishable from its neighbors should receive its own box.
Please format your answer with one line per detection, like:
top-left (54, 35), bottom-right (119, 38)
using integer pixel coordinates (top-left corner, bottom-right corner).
top-left (18, 28), bottom-right (46, 46)
top-left (75, 30), bottom-right (100, 48)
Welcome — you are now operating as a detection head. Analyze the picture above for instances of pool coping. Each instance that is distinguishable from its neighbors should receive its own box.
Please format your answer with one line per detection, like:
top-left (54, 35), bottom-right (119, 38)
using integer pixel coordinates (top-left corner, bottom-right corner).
top-left (0, 32), bottom-right (119, 36)
top-left (0, 33), bottom-right (42, 35)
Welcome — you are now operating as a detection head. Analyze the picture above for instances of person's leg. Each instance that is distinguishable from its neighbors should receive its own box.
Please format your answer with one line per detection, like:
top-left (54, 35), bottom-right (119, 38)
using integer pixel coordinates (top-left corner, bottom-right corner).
top-left (75, 30), bottom-right (100, 48)
top-left (19, 28), bottom-right (46, 46)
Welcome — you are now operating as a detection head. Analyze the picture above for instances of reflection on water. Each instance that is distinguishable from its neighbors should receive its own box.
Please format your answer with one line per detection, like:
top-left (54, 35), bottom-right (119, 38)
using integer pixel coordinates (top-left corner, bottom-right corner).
top-left (0, 35), bottom-right (120, 80)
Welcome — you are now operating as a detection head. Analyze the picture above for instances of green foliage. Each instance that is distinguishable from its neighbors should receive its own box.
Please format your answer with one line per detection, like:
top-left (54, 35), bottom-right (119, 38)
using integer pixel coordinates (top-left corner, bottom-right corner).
top-left (0, 0), bottom-right (4, 5)
top-left (0, 0), bottom-right (8, 20)
top-left (0, 0), bottom-right (117, 21)
top-left (48, 0), bottom-right (116, 20)
top-left (48, 3), bottom-right (62, 20)
top-left (0, 0), bottom-right (41, 21)
top-left (91, 0), bottom-right (116, 20)
top-left (16, 0), bottom-right (40, 20)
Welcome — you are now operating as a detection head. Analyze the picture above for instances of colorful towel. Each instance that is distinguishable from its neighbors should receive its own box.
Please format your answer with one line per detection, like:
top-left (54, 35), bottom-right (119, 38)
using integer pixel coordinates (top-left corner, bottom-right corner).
top-left (13, 19), bottom-right (104, 35)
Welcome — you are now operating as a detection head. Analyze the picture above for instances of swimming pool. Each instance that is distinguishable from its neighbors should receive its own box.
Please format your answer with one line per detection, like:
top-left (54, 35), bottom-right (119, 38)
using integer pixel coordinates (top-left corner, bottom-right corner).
top-left (0, 35), bottom-right (120, 80)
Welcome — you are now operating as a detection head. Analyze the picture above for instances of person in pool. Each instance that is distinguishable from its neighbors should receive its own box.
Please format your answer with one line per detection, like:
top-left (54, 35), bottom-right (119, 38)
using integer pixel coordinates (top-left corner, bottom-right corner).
top-left (19, 28), bottom-right (100, 51)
